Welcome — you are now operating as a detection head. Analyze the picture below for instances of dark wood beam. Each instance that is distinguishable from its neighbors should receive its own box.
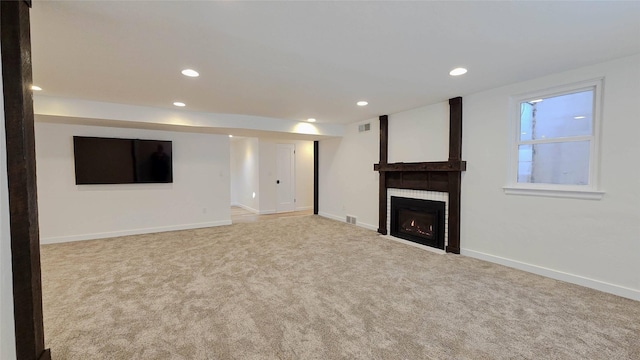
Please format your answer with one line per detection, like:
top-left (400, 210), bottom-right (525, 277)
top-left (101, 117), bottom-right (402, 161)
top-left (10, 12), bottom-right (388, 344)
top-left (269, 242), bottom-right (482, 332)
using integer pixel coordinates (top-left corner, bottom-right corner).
top-left (378, 115), bottom-right (388, 235)
top-left (374, 160), bottom-right (466, 172)
top-left (386, 171), bottom-right (449, 193)
top-left (313, 140), bottom-right (318, 215)
top-left (379, 115), bottom-right (388, 164)
top-left (449, 97), bottom-right (463, 161)
top-left (447, 96), bottom-right (462, 253)
top-left (446, 172), bottom-right (462, 254)
top-left (1, 1), bottom-right (50, 359)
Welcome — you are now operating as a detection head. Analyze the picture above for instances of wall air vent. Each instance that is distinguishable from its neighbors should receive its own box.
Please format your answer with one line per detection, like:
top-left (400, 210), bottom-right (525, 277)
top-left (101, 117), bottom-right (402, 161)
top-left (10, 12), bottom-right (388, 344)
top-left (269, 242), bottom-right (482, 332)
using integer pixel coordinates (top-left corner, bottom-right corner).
top-left (358, 123), bottom-right (371, 133)
top-left (346, 215), bottom-right (357, 225)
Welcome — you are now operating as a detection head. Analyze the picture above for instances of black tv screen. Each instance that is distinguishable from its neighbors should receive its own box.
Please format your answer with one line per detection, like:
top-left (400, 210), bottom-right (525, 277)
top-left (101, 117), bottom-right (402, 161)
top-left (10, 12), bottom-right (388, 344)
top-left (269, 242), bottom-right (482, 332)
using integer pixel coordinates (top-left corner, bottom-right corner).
top-left (73, 136), bottom-right (173, 185)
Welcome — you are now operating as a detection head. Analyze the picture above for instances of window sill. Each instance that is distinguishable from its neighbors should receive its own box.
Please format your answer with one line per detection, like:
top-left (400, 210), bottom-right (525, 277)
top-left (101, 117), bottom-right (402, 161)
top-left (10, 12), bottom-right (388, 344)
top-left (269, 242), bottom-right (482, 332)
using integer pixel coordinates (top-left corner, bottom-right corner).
top-left (503, 186), bottom-right (605, 200)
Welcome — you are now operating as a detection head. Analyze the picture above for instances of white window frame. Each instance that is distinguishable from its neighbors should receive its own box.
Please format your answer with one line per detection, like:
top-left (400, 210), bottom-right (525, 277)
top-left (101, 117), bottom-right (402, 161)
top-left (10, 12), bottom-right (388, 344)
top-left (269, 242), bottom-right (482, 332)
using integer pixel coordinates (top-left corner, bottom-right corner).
top-left (504, 78), bottom-right (605, 200)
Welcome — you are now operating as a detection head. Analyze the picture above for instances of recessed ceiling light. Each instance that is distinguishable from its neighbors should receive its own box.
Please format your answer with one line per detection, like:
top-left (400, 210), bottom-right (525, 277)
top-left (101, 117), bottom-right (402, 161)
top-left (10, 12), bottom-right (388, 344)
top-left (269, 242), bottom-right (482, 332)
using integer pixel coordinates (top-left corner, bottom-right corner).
top-left (574, 116), bottom-right (586, 119)
top-left (228, 135), bottom-right (233, 138)
top-left (357, 101), bottom-right (368, 106)
top-left (173, 102), bottom-right (186, 107)
top-left (307, 118), bottom-right (316, 122)
top-left (449, 67), bottom-right (467, 76)
top-left (181, 69), bottom-right (199, 77)
top-left (31, 85), bottom-right (42, 91)
top-left (530, 99), bottom-right (543, 104)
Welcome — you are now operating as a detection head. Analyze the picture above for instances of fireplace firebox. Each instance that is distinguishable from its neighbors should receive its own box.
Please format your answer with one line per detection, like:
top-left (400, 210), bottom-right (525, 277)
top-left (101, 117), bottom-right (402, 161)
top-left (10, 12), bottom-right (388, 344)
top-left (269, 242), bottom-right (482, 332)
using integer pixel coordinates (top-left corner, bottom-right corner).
top-left (390, 196), bottom-right (445, 250)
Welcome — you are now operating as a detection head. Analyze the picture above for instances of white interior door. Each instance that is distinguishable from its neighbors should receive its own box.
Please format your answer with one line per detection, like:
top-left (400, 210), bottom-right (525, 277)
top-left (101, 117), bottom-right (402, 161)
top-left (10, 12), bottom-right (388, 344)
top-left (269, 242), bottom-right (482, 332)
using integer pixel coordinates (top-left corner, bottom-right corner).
top-left (276, 143), bottom-right (295, 213)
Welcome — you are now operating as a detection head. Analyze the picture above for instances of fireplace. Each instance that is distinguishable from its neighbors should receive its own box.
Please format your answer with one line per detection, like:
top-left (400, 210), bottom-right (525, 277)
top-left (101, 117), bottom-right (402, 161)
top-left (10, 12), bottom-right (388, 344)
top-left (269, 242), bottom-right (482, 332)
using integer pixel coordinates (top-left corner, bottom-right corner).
top-left (390, 196), bottom-right (445, 250)
top-left (374, 97), bottom-right (465, 253)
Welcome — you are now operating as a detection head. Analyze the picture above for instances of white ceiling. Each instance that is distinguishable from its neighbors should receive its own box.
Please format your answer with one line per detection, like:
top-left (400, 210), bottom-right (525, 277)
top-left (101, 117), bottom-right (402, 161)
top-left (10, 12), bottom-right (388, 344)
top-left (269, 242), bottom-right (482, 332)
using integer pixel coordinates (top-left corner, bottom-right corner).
top-left (30, 1), bottom-right (640, 126)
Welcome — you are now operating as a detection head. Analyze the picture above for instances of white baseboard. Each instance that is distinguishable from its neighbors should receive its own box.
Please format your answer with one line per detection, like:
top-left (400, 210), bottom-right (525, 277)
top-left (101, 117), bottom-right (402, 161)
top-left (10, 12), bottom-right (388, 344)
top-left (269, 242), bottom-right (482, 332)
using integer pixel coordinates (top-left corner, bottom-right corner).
top-left (461, 249), bottom-right (640, 301)
top-left (318, 212), bottom-right (343, 222)
top-left (236, 204), bottom-right (311, 215)
top-left (382, 235), bottom-right (446, 254)
top-left (357, 222), bottom-right (378, 231)
top-left (261, 207), bottom-right (311, 215)
top-left (234, 203), bottom-right (277, 215)
top-left (234, 203), bottom-right (259, 214)
top-left (318, 212), bottom-right (377, 231)
top-left (41, 220), bottom-right (232, 245)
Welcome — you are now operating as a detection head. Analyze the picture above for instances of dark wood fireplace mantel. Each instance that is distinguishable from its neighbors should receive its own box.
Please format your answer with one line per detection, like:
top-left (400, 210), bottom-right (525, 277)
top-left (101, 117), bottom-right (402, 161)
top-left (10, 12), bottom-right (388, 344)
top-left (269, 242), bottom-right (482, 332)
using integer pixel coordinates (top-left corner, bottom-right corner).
top-left (375, 97), bottom-right (465, 254)
top-left (374, 160), bottom-right (466, 172)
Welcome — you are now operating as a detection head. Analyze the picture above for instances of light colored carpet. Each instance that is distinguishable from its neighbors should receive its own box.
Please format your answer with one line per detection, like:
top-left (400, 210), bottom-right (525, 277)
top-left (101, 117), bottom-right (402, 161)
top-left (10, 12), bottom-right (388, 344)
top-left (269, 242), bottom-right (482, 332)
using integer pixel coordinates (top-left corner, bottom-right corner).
top-left (41, 215), bottom-right (639, 359)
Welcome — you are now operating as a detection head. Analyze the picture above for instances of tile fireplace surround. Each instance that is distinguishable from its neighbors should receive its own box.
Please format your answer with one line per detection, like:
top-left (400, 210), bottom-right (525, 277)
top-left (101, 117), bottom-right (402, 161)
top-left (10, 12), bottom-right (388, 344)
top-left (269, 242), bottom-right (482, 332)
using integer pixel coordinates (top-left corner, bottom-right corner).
top-left (387, 189), bottom-right (449, 251)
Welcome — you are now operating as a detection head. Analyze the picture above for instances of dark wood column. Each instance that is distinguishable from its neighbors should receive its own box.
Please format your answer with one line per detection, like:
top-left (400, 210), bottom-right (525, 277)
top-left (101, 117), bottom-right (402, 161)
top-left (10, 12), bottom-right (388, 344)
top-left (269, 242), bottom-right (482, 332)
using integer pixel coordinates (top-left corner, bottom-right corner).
top-left (313, 140), bottom-right (318, 215)
top-left (1, 1), bottom-right (51, 359)
top-left (378, 115), bottom-right (388, 235)
top-left (446, 97), bottom-right (463, 254)
top-left (448, 97), bottom-right (463, 161)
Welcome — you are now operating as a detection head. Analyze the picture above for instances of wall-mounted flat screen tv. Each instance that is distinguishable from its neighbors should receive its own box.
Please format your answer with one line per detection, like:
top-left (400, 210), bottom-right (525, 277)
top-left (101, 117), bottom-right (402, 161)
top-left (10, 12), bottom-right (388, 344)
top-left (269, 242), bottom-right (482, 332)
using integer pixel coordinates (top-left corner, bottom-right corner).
top-left (73, 136), bottom-right (173, 185)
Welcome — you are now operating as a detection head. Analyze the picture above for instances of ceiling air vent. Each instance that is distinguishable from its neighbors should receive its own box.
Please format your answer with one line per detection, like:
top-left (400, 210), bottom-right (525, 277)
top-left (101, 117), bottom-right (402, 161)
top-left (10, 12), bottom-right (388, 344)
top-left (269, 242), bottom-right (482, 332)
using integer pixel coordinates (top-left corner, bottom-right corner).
top-left (358, 123), bottom-right (371, 132)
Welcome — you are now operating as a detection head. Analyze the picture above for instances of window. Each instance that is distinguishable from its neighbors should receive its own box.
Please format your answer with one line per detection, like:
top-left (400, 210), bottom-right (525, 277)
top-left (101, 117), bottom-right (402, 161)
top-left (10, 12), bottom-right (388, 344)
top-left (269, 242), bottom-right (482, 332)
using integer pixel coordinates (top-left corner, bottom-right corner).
top-left (505, 79), bottom-right (604, 199)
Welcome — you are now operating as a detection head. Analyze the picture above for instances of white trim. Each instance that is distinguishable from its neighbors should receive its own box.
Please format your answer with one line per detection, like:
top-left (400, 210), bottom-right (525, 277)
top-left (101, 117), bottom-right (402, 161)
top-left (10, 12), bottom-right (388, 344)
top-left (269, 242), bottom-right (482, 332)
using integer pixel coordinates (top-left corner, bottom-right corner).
top-left (258, 209), bottom-right (276, 215)
top-left (357, 222), bottom-right (378, 231)
top-left (506, 78), bottom-right (604, 195)
top-left (317, 212), bottom-right (377, 231)
top-left (503, 186), bottom-right (605, 200)
top-left (318, 212), bottom-right (345, 223)
top-left (234, 203), bottom-right (259, 214)
top-left (382, 235), bottom-right (446, 255)
top-left (295, 205), bottom-right (313, 211)
top-left (461, 249), bottom-right (639, 301)
top-left (40, 220), bottom-right (232, 244)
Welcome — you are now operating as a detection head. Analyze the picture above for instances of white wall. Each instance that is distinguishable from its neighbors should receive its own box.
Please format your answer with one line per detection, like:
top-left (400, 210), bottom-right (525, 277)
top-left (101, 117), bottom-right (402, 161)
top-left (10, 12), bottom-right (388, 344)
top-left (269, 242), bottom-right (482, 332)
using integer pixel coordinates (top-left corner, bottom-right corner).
top-left (0, 47), bottom-right (17, 359)
top-left (461, 54), bottom-right (640, 300)
top-left (231, 138), bottom-right (314, 214)
top-left (318, 119), bottom-right (380, 230)
top-left (318, 54), bottom-right (640, 300)
top-left (230, 138), bottom-right (260, 212)
top-left (35, 122), bottom-right (231, 243)
top-left (388, 102), bottom-right (449, 163)
top-left (318, 103), bottom-right (450, 229)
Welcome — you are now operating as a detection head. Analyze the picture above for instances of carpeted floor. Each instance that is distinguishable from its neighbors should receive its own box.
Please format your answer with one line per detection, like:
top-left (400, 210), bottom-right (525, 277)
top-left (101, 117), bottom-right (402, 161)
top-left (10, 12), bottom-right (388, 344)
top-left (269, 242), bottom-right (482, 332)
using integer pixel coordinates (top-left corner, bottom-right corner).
top-left (41, 215), bottom-right (639, 359)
